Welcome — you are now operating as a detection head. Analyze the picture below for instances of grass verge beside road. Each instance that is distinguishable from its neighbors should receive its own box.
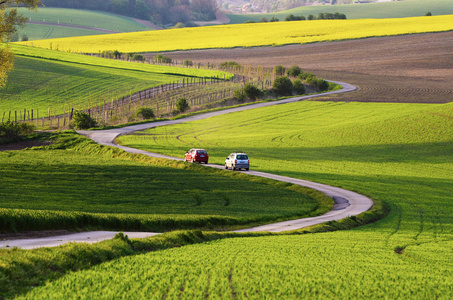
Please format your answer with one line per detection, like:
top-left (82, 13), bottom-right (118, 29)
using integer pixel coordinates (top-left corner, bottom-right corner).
top-left (0, 131), bottom-right (332, 233)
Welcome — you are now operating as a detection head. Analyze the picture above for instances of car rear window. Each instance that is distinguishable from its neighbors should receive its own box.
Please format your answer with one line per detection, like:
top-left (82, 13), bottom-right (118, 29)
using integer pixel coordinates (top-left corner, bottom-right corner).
top-left (237, 154), bottom-right (248, 160)
top-left (197, 150), bottom-right (207, 154)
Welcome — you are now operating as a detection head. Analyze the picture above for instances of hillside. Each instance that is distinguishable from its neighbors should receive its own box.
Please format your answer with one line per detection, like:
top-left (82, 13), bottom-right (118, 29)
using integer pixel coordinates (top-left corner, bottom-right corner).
top-left (19, 14), bottom-right (453, 53)
top-left (33, 100), bottom-right (453, 298)
top-left (163, 31), bottom-right (453, 104)
top-left (0, 45), bottom-right (229, 118)
top-left (14, 8), bottom-right (154, 41)
top-left (227, 0), bottom-right (453, 23)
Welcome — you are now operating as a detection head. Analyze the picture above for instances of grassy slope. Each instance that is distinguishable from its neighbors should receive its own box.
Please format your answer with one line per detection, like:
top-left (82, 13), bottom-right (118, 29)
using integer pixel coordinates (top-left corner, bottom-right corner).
top-left (17, 23), bottom-right (105, 40)
top-left (0, 45), bottom-right (230, 117)
top-left (74, 100), bottom-right (453, 298)
top-left (0, 132), bottom-right (331, 232)
top-left (19, 14), bottom-right (453, 53)
top-left (16, 7), bottom-right (152, 40)
top-left (227, 0), bottom-right (453, 23)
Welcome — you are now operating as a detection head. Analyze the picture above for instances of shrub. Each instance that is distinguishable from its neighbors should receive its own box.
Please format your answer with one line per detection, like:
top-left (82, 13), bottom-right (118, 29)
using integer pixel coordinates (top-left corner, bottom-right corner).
top-left (234, 89), bottom-right (247, 103)
top-left (425, 12), bottom-right (432, 16)
top-left (71, 111), bottom-right (97, 129)
top-left (273, 65), bottom-right (286, 76)
top-left (131, 54), bottom-right (145, 62)
top-left (292, 79), bottom-right (306, 95)
top-left (176, 98), bottom-right (190, 113)
top-left (298, 72), bottom-right (313, 80)
top-left (174, 22), bottom-right (185, 28)
top-left (183, 59), bottom-right (193, 67)
top-left (287, 65), bottom-right (302, 77)
top-left (285, 14), bottom-right (306, 21)
top-left (154, 54), bottom-right (172, 64)
top-left (113, 50), bottom-right (122, 59)
top-left (0, 121), bottom-right (35, 144)
top-left (269, 17), bottom-right (279, 22)
top-left (305, 75), bottom-right (329, 91)
top-left (21, 34), bottom-right (29, 42)
top-left (273, 76), bottom-right (293, 96)
top-left (136, 107), bottom-right (155, 120)
top-left (242, 82), bottom-right (262, 100)
top-left (219, 61), bottom-right (240, 70)
top-left (234, 83), bottom-right (262, 102)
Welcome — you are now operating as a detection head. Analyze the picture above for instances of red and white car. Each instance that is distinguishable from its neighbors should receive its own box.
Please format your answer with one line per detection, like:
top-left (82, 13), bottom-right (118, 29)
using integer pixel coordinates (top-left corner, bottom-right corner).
top-left (184, 149), bottom-right (209, 164)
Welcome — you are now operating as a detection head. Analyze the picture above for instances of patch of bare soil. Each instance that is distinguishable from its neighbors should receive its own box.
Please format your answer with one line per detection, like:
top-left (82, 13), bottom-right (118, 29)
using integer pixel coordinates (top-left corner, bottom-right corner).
top-left (133, 18), bottom-right (163, 30)
top-left (0, 230), bottom-right (73, 241)
top-left (0, 140), bottom-right (51, 151)
top-left (157, 31), bottom-right (453, 103)
top-left (194, 11), bottom-right (231, 26)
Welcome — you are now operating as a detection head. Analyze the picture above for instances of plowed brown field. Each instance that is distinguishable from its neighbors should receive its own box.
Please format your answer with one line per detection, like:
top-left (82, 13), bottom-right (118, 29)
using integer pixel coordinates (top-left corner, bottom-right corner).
top-left (159, 31), bottom-right (453, 103)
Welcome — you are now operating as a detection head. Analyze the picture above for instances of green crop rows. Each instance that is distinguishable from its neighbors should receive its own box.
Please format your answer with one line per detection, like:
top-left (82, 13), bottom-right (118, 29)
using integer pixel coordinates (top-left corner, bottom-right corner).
top-left (16, 23), bottom-right (104, 40)
top-left (98, 100), bottom-right (453, 297)
top-left (0, 45), bottom-right (230, 118)
top-left (228, 0), bottom-right (453, 23)
top-left (0, 132), bottom-right (330, 232)
top-left (20, 233), bottom-right (453, 299)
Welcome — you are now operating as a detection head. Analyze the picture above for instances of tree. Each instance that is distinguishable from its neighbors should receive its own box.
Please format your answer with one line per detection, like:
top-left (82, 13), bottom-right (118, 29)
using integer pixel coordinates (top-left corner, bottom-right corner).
top-left (287, 65), bottom-right (302, 77)
top-left (133, 0), bottom-right (150, 20)
top-left (0, 0), bottom-right (41, 87)
top-left (71, 110), bottom-right (97, 129)
top-left (273, 65), bottom-right (285, 76)
top-left (242, 83), bottom-right (262, 100)
top-left (292, 79), bottom-right (306, 95)
top-left (176, 98), bottom-right (190, 113)
top-left (136, 107), bottom-right (155, 119)
top-left (273, 76), bottom-right (293, 96)
top-left (183, 59), bottom-right (193, 67)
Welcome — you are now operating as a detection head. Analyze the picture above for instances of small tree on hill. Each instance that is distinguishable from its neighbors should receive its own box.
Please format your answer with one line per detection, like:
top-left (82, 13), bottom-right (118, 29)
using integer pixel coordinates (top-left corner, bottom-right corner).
top-left (183, 59), bottom-right (193, 67)
top-left (176, 98), bottom-right (190, 113)
top-left (71, 111), bottom-right (97, 129)
top-left (287, 65), bottom-right (302, 77)
top-left (234, 82), bottom-right (262, 103)
top-left (136, 107), bottom-right (155, 120)
top-left (154, 54), bottom-right (172, 64)
top-left (273, 76), bottom-right (293, 96)
top-left (273, 65), bottom-right (285, 76)
top-left (293, 79), bottom-right (306, 95)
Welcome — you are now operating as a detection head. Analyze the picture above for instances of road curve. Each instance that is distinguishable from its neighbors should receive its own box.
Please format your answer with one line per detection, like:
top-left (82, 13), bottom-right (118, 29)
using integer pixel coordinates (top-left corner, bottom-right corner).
top-left (1, 81), bottom-right (374, 249)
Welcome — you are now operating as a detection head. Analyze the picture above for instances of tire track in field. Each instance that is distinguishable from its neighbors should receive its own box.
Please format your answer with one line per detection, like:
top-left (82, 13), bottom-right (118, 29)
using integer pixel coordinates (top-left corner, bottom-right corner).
top-left (1, 81), bottom-right (376, 249)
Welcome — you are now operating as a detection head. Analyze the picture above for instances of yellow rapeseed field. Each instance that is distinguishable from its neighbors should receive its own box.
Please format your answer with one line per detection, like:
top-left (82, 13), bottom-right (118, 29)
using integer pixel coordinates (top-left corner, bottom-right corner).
top-left (19, 15), bottom-right (453, 53)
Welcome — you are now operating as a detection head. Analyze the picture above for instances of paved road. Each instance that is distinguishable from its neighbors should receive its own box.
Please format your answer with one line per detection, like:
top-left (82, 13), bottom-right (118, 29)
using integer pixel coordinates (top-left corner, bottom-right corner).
top-left (1, 81), bottom-right (374, 249)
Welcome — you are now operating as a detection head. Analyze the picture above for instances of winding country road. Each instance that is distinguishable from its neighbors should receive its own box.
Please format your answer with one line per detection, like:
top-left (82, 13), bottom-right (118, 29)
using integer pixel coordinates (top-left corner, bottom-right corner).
top-left (0, 81), bottom-right (374, 249)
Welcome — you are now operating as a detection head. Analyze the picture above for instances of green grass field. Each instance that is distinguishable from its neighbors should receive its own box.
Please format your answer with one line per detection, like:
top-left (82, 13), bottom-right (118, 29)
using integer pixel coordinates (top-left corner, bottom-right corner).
top-left (16, 7), bottom-right (152, 40)
top-left (228, 0), bottom-right (453, 23)
top-left (16, 23), bottom-right (105, 40)
top-left (72, 100), bottom-right (453, 298)
top-left (0, 132), bottom-right (330, 232)
top-left (0, 45), bottom-right (230, 118)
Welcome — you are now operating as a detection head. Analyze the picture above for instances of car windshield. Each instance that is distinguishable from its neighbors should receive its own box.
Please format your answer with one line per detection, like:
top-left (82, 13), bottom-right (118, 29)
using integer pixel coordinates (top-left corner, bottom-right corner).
top-left (197, 150), bottom-right (207, 154)
top-left (237, 154), bottom-right (248, 160)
